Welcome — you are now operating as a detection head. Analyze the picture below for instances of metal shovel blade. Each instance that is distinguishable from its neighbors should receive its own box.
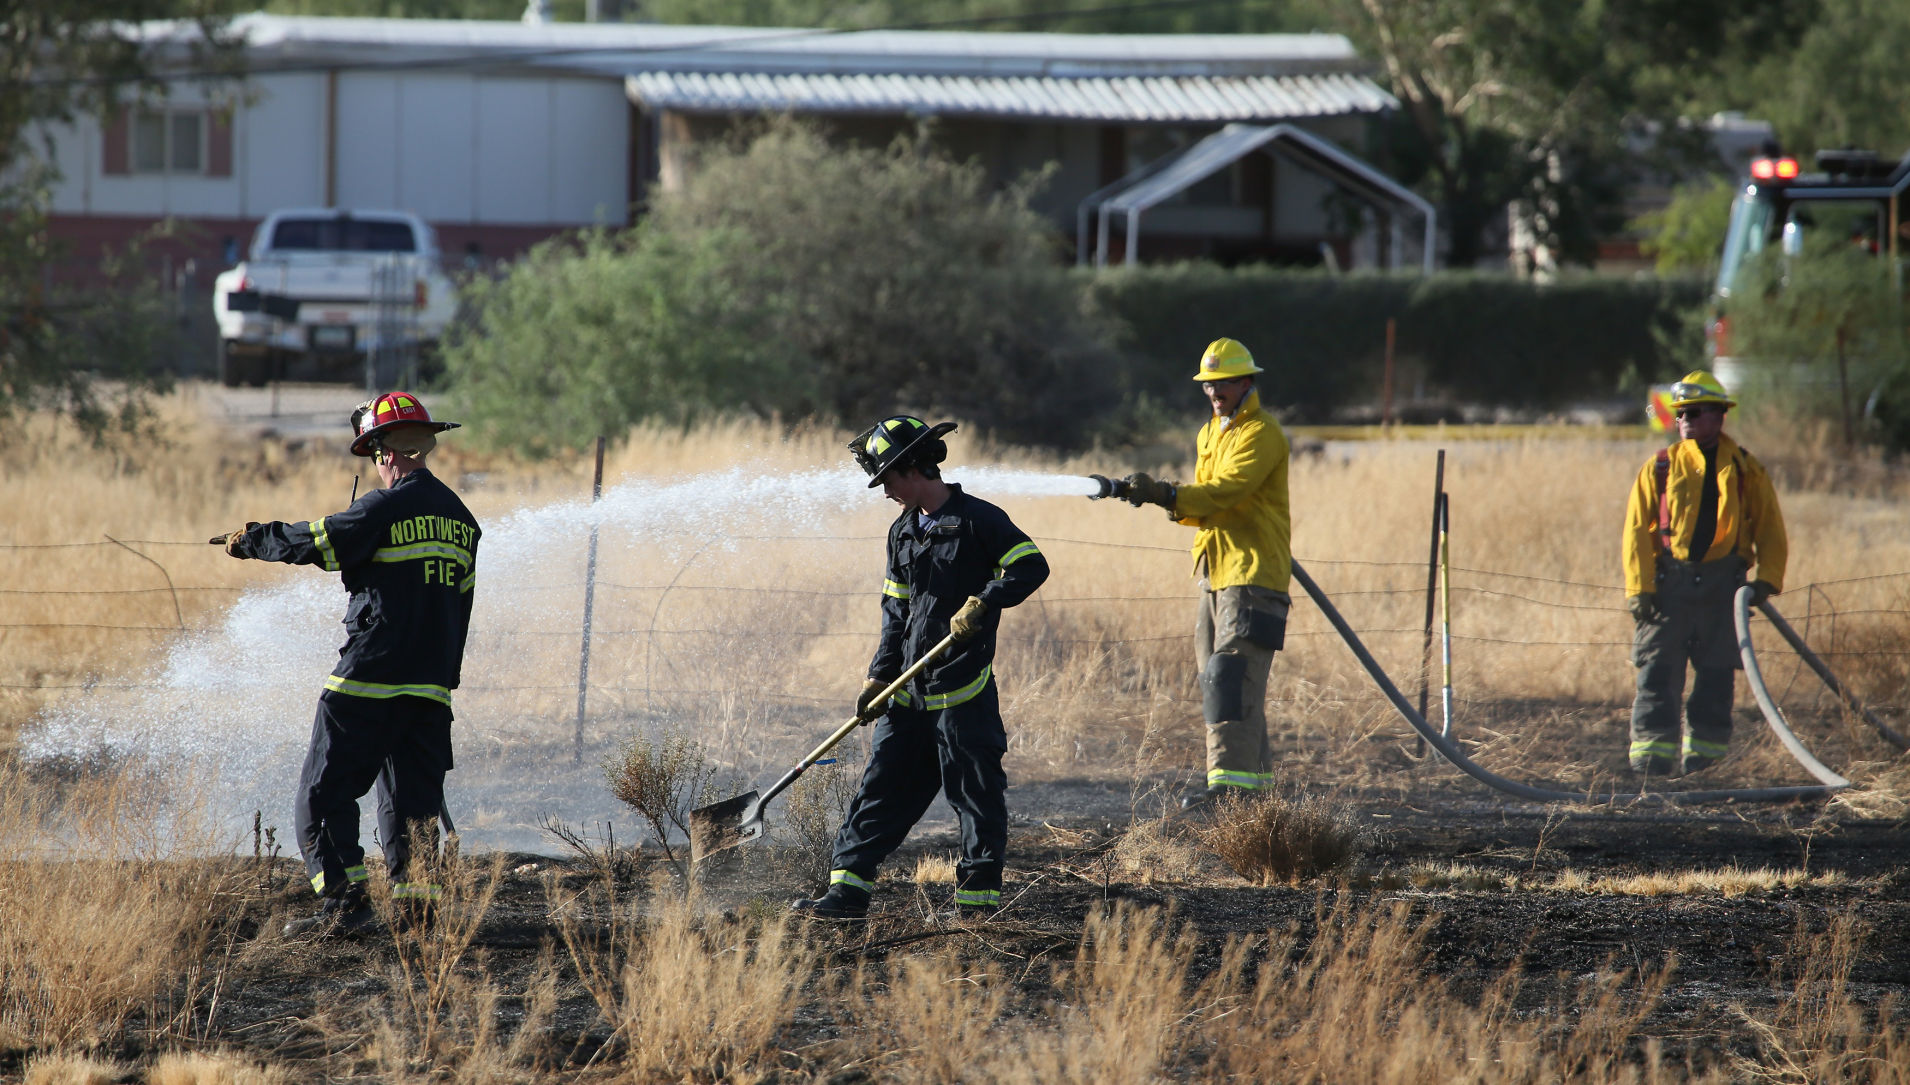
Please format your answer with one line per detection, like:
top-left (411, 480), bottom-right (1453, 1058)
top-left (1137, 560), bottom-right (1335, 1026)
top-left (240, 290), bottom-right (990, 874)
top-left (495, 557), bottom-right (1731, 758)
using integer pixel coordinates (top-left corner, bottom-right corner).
top-left (689, 790), bottom-right (764, 862)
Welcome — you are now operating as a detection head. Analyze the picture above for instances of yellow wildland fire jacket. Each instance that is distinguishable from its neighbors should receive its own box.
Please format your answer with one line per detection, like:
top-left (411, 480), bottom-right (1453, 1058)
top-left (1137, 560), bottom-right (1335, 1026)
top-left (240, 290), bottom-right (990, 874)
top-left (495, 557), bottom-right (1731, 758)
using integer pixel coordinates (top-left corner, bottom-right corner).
top-left (1173, 389), bottom-right (1292, 593)
top-left (1622, 433), bottom-right (1787, 598)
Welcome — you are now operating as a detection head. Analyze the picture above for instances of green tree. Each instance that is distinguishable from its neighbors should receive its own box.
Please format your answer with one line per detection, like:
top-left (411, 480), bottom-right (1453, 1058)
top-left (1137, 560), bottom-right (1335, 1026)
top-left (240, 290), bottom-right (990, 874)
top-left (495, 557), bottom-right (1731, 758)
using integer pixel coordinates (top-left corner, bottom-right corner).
top-left (1739, 0), bottom-right (1910, 157)
top-left (441, 120), bottom-right (1116, 454)
top-left (1634, 176), bottom-right (1735, 275)
top-left (1350, 0), bottom-right (1808, 267)
top-left (1, 1), bottom-right (237, 436)
top-left (1724, 236), bottom-right (1908, 447)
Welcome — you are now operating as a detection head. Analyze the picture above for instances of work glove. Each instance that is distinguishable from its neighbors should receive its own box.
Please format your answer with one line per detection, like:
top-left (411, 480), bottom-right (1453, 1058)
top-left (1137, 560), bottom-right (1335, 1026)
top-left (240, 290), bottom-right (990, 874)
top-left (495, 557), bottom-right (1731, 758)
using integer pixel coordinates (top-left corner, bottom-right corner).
top-left (950, 595), bottom-right (990, 642)
top-left (1121, 472), bottom-right (1178, 511)
top-left (209, 522), bottom-right (260, 559)
top-left (855, 678), bottom-right (891, 720)
top-left (1748, 580), bottom-right (1778, 607)
top-left (1626, 593), bottom-right (1661, 623)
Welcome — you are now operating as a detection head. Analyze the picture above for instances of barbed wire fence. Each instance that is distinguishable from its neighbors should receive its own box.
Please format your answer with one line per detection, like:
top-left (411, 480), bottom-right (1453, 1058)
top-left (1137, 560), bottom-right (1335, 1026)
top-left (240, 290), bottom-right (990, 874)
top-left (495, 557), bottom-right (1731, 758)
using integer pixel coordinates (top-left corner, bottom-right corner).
top-left (5, 537), bottom-right (1907, 732)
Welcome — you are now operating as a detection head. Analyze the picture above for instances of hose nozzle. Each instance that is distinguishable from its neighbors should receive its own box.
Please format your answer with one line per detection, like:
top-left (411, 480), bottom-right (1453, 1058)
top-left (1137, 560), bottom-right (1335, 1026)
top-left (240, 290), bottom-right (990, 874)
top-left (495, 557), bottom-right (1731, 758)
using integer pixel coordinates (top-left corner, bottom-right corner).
top-left (1087, 474), bottom-right (1130, 501)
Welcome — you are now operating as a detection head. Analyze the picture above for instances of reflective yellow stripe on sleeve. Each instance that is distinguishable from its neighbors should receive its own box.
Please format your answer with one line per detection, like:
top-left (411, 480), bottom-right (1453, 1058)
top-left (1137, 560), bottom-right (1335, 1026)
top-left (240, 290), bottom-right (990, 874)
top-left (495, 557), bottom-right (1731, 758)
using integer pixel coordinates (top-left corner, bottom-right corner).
top-left (882, 579), bottom-right (912, 600)
top-left (998, 541), bottom-right (1041, 567)
top-left (310, 518), bottom-right (339, 571)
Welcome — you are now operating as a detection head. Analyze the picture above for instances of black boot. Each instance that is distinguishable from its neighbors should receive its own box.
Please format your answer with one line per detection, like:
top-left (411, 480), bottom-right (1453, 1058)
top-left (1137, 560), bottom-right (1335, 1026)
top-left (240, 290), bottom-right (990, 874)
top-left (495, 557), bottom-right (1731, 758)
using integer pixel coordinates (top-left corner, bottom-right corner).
top-left (284, 885), bottom-right (379, 938)
top-left (790, 884), bottom-right (870, 920)
top-left (1180, 786), bottom-right (1228, 811)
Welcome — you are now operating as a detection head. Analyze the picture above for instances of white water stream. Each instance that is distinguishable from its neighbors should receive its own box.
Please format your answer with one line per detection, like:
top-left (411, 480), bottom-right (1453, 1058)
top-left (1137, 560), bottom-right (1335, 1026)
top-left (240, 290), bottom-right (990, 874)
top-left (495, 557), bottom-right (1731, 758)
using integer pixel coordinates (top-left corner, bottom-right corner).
top-left (23, 465), bottom-right (1100, 854)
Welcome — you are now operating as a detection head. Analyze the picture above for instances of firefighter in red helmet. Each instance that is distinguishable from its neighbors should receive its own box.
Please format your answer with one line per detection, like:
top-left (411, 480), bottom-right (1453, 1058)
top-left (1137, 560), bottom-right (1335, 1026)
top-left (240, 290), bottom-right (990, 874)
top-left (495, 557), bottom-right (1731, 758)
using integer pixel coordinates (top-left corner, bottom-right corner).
top-left (213, 392), bottom-right (480, 937)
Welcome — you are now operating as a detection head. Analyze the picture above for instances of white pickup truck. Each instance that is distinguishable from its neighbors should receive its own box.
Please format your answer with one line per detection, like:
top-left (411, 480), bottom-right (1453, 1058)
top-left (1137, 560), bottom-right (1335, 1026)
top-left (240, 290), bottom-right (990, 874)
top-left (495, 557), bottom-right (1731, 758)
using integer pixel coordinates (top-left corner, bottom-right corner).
top-left (212, 209), bottom-right (458, 387)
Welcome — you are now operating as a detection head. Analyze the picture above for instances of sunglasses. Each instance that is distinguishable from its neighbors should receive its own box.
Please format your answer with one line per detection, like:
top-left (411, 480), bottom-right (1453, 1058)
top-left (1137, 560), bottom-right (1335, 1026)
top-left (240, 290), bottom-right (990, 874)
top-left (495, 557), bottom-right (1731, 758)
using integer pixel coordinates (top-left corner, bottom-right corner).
top-left (1675, 406), bottom-right (1721, 420)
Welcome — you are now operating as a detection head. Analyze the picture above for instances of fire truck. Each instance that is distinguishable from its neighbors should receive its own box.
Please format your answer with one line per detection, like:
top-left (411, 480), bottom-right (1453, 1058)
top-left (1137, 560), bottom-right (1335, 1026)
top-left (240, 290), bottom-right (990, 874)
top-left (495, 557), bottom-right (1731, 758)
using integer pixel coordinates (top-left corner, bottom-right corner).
top-left (1708, 146), bottom-right (1910, 387)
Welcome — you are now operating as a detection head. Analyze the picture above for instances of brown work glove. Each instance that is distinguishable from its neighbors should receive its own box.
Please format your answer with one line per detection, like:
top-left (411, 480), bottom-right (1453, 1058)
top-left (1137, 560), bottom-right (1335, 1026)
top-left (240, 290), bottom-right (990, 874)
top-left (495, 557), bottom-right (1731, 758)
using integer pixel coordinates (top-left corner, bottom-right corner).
top-left (1626, 593), bottom-right (1661, 623)
top-left (1121, 472), bottom-right (1177, 511)
top-left (209, 523), bottom-right (260, 558)
top-left (855, 678), bottom-right (890, 720)
top-left (950, 595), bottom-right (990, 642)
top-left (1747, 580), bottom-right (1777, 607)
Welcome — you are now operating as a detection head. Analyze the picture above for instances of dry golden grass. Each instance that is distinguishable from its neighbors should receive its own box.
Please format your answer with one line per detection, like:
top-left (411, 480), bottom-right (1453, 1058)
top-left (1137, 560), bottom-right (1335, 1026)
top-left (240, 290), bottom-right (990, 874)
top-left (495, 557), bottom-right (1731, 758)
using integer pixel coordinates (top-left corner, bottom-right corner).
top-left (909, 851), bottom-right (957, 884)
top-left (144, 1052), bottom-right (286, 1085)
top-left (8, 386), bottom-right (1910, 799)
top-left (1552, 865), bottom-right (1845, 897)
top-left (22, 1054), bottom-right (125, 1085)
top-left (9, 390), bottom-right (1910, 1082)
top-left (550, 874), bottom-right (816, 1083)
top-left (0, 760), bottom-right (255, 1050)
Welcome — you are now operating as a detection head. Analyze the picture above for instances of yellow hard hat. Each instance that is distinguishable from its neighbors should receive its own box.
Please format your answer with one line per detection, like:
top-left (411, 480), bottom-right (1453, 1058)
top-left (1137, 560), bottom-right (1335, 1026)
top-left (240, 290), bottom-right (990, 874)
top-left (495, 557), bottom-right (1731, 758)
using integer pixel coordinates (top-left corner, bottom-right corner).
top-left (1191, 337), bottom-right (1262, 382)
top-left (1668, 370), bottom-right (1736, 410)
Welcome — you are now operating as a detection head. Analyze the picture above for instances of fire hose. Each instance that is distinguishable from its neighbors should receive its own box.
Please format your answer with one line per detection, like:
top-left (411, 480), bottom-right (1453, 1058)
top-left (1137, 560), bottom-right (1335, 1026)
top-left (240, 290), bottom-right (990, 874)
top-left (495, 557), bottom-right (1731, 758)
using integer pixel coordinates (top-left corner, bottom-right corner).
top-left (1293, 562), bottom-right (1847, 805)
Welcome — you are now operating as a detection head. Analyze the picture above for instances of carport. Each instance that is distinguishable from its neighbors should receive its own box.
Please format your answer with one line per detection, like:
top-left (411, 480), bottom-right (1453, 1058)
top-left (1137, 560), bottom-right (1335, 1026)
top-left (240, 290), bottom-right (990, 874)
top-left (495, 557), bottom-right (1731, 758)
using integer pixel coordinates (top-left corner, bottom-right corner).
top-left (1079, 122), bottom-right (1437, 271)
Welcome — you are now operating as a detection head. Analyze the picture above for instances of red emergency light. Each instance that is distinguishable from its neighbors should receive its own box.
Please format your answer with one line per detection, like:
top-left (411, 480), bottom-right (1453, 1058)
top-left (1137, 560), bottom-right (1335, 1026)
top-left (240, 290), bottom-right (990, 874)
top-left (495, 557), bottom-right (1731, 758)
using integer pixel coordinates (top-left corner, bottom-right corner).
top-left (1750, 156), bottom-right (1800, 181)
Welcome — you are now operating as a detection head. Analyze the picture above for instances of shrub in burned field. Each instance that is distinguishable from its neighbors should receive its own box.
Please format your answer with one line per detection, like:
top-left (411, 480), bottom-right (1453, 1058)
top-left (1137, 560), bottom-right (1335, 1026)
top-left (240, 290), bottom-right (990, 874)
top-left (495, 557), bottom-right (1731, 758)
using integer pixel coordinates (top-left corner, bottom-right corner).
top-left (1192, 787), bottom-right (1364, 885)
top-left (781, 747), bottom-right (862, 886)
top-left (605, 727), bottom-right (731, 877)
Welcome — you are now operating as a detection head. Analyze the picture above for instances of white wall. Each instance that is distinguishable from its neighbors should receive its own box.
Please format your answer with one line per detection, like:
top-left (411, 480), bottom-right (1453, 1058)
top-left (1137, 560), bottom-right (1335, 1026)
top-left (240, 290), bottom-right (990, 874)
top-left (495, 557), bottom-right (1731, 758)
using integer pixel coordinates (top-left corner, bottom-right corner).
top-left (42, 70), bottom-right (629, 226)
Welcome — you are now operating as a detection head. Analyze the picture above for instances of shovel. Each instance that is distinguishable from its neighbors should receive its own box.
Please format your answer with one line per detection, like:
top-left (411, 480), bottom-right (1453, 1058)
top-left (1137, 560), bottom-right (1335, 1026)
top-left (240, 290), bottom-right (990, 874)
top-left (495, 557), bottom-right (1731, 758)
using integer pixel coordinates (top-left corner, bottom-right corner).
top-left (689, 632), bottom-right (959, 862)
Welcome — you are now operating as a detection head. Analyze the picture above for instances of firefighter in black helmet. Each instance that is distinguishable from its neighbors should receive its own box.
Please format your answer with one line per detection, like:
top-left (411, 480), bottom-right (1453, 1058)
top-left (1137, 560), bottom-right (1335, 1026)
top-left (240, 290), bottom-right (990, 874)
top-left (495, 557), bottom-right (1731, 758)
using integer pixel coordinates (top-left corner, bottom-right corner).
top-left (792, 416), bottom-right (1049, 921)
top-left (213, 392), bottom-right (481, 937)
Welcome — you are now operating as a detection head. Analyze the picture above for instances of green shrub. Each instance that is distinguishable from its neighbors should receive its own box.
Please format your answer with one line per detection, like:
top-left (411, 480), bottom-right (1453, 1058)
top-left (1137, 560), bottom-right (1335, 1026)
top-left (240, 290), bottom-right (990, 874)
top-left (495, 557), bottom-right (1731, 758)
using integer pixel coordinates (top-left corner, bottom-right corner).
top-left (441, 119), bottom-right (1118, 453)
top-left (1084, 266), bottom-right (1707, 423)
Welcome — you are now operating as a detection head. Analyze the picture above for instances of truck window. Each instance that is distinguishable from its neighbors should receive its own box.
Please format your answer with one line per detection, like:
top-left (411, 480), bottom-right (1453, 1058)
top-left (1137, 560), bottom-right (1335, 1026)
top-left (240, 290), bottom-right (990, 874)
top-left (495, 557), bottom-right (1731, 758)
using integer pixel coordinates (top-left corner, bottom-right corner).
top-left (1717, 192), bottom-right (1775, 297)
top-left (1781, 200), bottom-right (1884, 257)
top-left (268, 218), bottom-right (419, 253)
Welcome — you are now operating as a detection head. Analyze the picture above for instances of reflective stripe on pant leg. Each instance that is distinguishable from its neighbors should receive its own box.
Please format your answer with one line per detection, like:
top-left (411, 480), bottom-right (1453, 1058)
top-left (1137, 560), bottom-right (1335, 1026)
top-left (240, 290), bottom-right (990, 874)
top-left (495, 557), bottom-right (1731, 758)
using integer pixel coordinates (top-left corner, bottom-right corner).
top-left (954, 889), bottom-right (1000, 907)
top-left (830, 707), bottom-right (940, 881)
top-left (1207, 769), bottom-right (1274, 790)
top-left (829, 869), bottom-right (875, 893)
top-left (311, 864), bottom-right (369, 897)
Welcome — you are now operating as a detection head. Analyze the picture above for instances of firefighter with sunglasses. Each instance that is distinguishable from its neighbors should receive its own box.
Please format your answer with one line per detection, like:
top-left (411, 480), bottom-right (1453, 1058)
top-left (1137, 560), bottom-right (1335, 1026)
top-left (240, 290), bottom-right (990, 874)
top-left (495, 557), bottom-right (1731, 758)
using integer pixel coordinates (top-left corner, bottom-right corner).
top-left (213, 392), bottom-right (480, 936)
top-left (1622, 370), bottom-right (1786, 776)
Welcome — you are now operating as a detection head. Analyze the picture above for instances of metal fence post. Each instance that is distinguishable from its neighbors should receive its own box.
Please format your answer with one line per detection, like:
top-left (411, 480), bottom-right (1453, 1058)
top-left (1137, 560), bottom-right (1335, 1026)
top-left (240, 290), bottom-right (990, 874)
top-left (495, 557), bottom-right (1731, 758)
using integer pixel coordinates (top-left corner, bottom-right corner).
top-left (574, 436), bottom-right (607, 764)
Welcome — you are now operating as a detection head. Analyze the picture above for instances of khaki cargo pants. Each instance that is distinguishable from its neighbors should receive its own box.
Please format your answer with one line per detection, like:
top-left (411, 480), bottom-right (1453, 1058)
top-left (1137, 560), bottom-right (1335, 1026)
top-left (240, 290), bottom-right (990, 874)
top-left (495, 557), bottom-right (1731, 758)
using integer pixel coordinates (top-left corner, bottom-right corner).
top-left (1630, 554), bottom-right (1744, 773)
top-left (1194, 581), bottom-right (1290, 791)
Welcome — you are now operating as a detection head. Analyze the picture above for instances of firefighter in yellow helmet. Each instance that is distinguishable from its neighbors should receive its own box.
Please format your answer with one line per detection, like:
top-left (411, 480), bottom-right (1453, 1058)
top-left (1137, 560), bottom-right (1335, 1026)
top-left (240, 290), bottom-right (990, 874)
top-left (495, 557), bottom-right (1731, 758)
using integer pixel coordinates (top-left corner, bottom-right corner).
top-left (1101, 338), bottom-right (1292, 808)
top-left (1622, 370), bottom-right (1787, 775)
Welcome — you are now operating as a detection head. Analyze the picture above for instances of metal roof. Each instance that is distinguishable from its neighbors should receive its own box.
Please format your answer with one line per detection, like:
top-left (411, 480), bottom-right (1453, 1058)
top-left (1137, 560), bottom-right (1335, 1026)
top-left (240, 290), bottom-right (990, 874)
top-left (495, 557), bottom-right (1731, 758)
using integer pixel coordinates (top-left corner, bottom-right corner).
top-left (624, 70), bottom-right (1394, 123)
top-left (142, 14), bottom-right (1375, 80)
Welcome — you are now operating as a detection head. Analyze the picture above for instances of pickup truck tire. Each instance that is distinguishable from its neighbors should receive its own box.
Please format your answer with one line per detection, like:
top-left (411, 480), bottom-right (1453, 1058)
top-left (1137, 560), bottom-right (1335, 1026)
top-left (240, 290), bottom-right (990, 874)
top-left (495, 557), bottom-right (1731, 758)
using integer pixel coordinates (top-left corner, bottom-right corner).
top-left (217, 339), bottom-right (241, 388)
top-left (246, 351), bottom-right (277, 388)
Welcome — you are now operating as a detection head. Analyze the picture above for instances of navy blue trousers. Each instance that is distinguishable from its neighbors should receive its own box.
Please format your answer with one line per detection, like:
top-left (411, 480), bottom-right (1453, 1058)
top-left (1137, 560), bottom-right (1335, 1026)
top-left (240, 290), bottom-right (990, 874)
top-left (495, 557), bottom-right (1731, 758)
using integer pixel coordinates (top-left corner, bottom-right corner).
top-left (830, 682), bottom-right (1008, 894)
top-left (293, 692), bottom-right (453, 897)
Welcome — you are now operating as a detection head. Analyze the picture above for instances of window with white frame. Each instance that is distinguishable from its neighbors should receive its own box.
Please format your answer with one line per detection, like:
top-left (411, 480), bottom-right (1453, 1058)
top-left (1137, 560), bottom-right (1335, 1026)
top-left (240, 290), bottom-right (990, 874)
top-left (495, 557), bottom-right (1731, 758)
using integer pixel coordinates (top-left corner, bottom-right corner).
top-left (130, 108), bottom-right (205, 174)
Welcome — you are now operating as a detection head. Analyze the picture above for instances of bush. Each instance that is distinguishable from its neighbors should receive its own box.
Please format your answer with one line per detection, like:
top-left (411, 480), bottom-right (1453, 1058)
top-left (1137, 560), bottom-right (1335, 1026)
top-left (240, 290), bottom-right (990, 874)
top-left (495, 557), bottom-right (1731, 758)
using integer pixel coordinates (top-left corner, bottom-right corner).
top-left (1191, 787), bottom-right (1364, 884)
top-left (442, 118), bottom-right (1118, 453)
top-left (1083, 266), bottom-right (1708, 422)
